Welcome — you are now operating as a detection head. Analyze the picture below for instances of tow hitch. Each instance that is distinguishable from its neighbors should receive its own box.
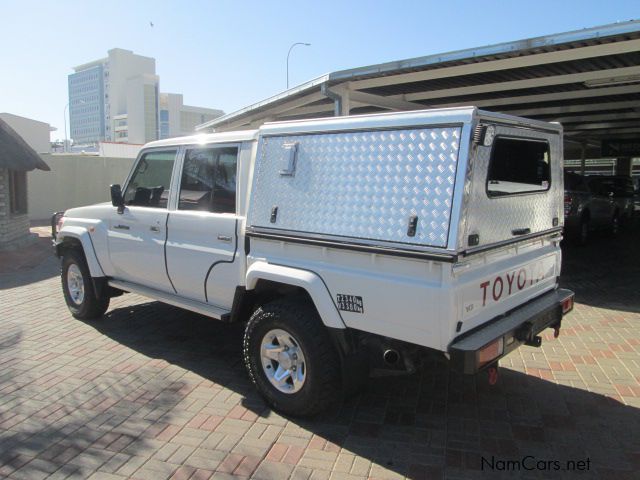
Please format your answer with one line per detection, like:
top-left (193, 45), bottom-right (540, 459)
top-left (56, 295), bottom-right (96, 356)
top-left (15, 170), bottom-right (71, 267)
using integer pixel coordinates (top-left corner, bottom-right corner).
top-left (516, 321), bottom-right (543, 347)
top-left (525, 335), bottom-right (542, 347)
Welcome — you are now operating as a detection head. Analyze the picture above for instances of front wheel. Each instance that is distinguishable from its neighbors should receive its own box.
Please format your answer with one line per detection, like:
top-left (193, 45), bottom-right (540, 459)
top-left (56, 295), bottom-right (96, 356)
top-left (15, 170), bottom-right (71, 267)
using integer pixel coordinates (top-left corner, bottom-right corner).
top-left (243, 298), bottom-right (341, 417)
top-left (61, 251), bottom-right (110, 319)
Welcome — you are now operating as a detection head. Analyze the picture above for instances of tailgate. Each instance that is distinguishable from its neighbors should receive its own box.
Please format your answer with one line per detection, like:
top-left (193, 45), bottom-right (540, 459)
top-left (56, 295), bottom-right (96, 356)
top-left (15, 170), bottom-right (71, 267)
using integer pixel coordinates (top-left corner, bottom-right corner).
top-left (452, 241), bottom-right (561, 337)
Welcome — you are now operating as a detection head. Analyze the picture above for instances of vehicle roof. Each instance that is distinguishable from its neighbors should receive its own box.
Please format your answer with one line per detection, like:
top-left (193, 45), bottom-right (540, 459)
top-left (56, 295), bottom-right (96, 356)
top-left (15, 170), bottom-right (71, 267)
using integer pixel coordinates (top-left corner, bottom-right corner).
top-left (144, 130), bottom-right (259, 148)
top-left (143, 106), bottom-right (560, 149)
top-left (259, 107), bottom-right (561, 136)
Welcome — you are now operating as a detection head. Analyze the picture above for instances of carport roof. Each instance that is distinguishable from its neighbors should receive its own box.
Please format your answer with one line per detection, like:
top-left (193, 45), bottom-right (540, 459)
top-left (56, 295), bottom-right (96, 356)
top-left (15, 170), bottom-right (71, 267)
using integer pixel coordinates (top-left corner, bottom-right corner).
top-left (197, 20), bottom-right (640, 159)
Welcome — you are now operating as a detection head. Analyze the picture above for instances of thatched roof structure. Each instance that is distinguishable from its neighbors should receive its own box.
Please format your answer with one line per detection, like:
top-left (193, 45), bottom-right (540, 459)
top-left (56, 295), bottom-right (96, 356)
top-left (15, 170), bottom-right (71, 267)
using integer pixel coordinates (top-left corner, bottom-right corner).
top-left (0, 118), bottom-right (50, 171)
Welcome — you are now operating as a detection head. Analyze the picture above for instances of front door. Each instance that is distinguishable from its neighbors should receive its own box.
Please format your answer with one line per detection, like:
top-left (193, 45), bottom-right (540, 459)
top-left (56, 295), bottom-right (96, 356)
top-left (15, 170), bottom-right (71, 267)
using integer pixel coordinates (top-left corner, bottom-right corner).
top-left (165, 145), bottom-right (242, 307)
top-left (108, 149), bottom-right (178, 292)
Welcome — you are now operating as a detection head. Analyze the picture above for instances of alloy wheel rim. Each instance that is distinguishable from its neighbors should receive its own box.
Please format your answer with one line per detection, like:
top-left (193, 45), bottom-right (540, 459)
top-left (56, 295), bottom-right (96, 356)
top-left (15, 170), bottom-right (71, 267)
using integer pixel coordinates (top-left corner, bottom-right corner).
top-left (67, 264), bottom-right (85, 305)
top-left (260, 328), bottom-right (307, 394)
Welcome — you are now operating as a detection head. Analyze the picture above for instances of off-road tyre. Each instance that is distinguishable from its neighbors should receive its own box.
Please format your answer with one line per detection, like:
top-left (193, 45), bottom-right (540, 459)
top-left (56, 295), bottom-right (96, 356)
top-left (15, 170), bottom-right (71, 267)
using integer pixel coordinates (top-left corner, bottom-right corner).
top-left (243, 298), bottom-right (341, 417)
top-left (61, 250), bottom-right (110, 319)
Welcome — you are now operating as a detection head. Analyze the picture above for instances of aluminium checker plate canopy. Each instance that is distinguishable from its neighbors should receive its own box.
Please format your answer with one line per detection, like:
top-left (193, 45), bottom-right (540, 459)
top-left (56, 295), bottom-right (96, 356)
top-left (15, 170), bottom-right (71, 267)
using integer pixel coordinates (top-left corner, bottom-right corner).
top-left (246, 107), bottom-right (562, 257)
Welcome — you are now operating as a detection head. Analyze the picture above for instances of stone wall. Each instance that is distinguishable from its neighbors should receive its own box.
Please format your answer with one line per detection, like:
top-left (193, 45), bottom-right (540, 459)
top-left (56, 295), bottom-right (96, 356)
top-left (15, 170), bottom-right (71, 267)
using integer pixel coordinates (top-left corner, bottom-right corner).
top-left (0, 168), bottom-right (31, 250)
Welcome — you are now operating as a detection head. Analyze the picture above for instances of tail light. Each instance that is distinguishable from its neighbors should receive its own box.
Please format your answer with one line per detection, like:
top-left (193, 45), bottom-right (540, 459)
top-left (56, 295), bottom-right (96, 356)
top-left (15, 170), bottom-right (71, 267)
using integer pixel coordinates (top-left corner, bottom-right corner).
top-left (564, 194), bottom-right (573, 215)
top-left (562, 295), bottom-right (574, 314)
top-left (478, 337), bottom-right (504, 368)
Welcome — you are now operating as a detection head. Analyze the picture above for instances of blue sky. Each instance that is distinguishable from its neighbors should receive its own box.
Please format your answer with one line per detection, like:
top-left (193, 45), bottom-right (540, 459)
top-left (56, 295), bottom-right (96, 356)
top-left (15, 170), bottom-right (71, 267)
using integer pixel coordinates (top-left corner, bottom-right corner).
top-left (1, 0), bottom-right (638, 140)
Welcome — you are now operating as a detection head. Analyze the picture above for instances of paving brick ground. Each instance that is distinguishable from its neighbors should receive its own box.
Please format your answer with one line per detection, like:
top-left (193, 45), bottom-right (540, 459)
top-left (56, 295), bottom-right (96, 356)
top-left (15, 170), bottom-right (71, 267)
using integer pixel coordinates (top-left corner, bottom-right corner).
top-left (0, 226), bottom-right (639, 479)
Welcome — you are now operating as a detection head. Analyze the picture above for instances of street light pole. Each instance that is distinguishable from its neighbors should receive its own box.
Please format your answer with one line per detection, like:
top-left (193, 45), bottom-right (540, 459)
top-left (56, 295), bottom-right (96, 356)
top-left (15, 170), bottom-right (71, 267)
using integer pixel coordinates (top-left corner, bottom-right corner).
top-left (287, 42), bottom-right (311, 89)
top-left (63, 102), bottom-right (69, 153)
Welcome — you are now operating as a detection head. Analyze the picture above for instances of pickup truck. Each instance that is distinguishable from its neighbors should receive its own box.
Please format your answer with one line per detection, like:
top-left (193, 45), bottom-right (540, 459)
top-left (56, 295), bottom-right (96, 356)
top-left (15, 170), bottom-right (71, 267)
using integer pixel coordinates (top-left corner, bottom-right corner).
top-left (53, 107), bottom-right (574, 416)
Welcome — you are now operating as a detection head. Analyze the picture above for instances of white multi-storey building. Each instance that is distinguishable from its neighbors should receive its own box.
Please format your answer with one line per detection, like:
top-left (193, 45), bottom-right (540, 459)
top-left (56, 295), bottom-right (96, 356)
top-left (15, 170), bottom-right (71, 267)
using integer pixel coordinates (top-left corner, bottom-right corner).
top-left (69, 48), bottom-right (157, 145)
top-left (158, 93), bottom-right (223, 139)
top-left (68, 49), bottom-right (222, 146)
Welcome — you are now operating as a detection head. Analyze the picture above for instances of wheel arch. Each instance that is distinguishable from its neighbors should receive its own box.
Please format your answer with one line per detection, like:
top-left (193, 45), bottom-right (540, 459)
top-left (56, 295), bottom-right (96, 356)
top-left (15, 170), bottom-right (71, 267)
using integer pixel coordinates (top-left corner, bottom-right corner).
top-left (245, 262), bottom-right (346, 329)
top-left (55, 227), bottom-right (105, 278)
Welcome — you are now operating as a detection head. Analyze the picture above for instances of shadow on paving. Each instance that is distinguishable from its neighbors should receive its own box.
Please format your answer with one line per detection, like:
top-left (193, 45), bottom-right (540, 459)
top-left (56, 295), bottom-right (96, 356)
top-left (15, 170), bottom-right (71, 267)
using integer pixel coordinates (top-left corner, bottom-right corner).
top-left (0, 322), bottom-right (188, 479)
top-left (560, 223), bottom-right (640, 314)
top-left (78, 300), bottom-right (640, 479)
top-left (0, 255), bottom-right (59, 290)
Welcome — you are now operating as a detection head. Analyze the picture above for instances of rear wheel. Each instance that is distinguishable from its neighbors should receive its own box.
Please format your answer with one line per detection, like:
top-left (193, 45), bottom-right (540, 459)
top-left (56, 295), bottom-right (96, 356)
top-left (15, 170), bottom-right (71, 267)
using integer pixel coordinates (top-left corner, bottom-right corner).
top-left (243, 298), bottom-right (341, 417)
top-left (61, 251), bottom-right (110, 319)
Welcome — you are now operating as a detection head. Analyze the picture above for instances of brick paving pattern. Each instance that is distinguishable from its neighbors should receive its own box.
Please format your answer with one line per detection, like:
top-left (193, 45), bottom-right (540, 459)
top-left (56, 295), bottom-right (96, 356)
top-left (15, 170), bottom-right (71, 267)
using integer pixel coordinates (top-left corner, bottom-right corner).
top-left (0, 226), bottom-right (639, 479)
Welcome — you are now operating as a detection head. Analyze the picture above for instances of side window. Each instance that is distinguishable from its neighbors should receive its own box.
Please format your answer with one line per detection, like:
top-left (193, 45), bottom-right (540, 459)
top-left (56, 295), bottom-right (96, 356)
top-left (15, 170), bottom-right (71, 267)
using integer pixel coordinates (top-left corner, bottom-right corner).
top-left (487, 137), bottom-right (551, 196)
top-left (179, 146), bottom-right (238, 213)
top-left (124, 150), bottom-right (177, 208)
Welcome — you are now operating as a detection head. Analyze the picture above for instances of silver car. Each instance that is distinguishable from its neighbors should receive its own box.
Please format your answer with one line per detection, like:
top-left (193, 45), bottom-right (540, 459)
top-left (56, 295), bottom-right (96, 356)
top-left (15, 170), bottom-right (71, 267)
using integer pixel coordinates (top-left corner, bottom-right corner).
top-left (564, 173), bottom-right (618, 245)
top-left (587, 175), bottom-right (635, 225)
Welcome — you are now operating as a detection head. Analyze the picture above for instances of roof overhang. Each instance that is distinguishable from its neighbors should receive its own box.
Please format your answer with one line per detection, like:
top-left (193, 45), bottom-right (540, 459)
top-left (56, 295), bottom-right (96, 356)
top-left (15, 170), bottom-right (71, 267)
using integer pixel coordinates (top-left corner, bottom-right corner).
top-left (196, 20), bottom-right (640, 160)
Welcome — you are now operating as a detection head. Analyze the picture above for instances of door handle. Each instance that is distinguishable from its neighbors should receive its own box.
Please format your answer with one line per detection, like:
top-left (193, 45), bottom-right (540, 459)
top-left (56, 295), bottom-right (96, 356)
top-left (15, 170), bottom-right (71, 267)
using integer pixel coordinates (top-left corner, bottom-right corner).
top-left (113, 224), bottom-right (130, 230)
top-left (217, 234), bottom-right (232, 242)
top-left (512, 227), bottom-right (531, 236)
top-left (150, 226), bottom-right (160, 232)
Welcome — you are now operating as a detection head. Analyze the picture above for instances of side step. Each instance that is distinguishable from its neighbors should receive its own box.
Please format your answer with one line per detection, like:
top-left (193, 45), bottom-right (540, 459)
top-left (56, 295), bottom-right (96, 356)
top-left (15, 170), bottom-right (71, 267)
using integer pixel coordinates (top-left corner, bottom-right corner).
top-left (109, 280), bottom-right (230, 320)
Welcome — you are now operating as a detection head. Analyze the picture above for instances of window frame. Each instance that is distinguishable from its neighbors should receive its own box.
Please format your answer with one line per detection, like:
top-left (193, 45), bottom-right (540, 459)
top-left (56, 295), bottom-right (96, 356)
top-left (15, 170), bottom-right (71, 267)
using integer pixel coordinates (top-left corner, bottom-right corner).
top-left (8, 170), bottom-right (28, 215)
top-left (176, 143), bottom-right (240, 215)
top-left (121, 147), bottom-right (179, 210)
top-left (485, 135), bottom-right (552, 199)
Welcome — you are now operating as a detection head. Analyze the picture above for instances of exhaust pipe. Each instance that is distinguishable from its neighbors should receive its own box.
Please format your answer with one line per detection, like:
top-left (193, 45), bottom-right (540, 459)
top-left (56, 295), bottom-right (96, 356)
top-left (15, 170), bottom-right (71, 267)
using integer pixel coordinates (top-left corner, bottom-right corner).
top-left (383, 349), bottom-right (400, 366)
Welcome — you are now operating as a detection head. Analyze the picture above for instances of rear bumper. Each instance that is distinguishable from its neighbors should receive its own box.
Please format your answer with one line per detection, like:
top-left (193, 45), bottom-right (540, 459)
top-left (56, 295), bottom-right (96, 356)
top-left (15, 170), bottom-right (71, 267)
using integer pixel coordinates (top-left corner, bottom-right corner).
top-left (449, 288), bottom-right (574, 374)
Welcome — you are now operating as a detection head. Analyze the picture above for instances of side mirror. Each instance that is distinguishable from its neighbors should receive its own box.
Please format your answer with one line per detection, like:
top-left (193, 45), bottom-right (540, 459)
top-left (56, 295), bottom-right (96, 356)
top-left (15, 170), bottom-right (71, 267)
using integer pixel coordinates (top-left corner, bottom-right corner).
top-left (110, 184), bottom-right (125, 214)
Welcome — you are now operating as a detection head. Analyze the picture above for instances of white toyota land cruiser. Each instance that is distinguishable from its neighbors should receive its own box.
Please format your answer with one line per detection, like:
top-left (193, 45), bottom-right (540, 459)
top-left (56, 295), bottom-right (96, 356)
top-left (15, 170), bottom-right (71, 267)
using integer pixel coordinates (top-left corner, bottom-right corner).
top-left (53, 107), bottom-right (574, 416)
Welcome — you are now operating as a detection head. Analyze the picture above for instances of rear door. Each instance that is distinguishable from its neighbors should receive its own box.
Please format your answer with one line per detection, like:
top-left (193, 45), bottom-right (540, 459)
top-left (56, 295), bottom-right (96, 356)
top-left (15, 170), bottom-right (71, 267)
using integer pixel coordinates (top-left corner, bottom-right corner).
top-left (460, 123), bottom-right (563, 250)
top-left (165, 144), bottom-right (241, 307)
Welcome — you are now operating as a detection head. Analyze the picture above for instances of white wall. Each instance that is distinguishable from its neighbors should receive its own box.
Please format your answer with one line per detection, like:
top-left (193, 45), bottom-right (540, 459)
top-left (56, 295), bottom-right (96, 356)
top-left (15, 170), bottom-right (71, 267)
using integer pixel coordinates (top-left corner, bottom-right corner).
top-left (0, 113), bottom-right (51, 153)
top-left (99, 142), bottom-right (142, 158)
top-left (28, 154), bottom-right (135, 220)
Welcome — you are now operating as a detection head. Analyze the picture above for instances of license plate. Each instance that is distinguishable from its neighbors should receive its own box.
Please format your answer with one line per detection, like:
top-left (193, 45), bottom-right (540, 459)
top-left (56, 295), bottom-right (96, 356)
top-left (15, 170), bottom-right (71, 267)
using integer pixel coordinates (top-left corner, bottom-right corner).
top-left (462, 255), bottom-right (556, 320)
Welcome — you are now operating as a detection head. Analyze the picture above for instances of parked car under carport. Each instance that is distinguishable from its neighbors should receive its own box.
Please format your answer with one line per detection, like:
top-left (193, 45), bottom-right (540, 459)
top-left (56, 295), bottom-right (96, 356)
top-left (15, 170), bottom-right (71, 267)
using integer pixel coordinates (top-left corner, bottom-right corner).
top-left (587, 175), bottom-right (635, 225)
top-left (564, 172), bottom-right (618, 245)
